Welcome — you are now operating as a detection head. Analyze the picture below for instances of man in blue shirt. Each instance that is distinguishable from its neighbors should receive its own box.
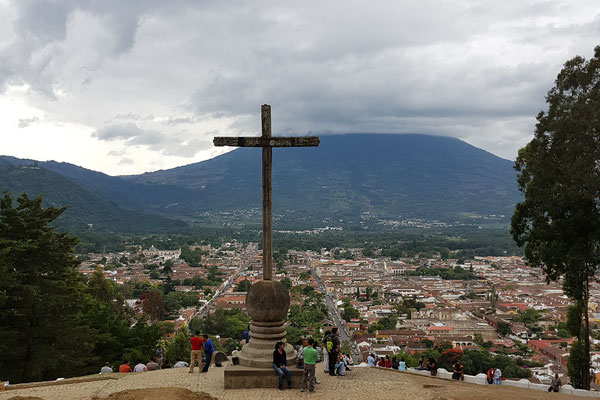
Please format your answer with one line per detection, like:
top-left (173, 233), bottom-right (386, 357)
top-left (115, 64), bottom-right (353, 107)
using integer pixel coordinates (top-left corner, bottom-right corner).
top-left (367, 353), bottom-right (375, 366)
top-left (201, 334), bottom-right (214, 373)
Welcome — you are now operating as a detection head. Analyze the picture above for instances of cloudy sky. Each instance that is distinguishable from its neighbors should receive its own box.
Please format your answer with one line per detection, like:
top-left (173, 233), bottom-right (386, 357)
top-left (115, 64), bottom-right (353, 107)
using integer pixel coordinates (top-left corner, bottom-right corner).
top-left (0, 1), bottom-right (598, 175)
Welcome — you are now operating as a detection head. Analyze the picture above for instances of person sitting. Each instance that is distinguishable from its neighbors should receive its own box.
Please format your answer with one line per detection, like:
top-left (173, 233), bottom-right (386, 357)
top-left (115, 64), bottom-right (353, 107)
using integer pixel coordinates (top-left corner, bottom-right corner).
top-left (100, 362), bottom-right (113, 374)
top-left (391, 357), bottom-right (399, 370)
top-left (118, 362), bottom-right (131, 373)
top-left (333, 352), bottom-right (346, 376)
top-left (384, 355), bottom-right (391, 368)
top-left (486, 368), bottom-right (494, 384)
top-left (378, 357), bottom-right (385, 367)
top-left (398, 359), bottom-right (406, 371)
top-left (548, 373), bottom-right (562, 392)
top-left (452, 361), bottom-right (464, 381)
top-left (173, 361), bottom-right (189, 368)
top-left (273, 341), bottom-right (292, 390)
top-left (416, 357), bottom-right (426, 370)
top-left (367, 353), bottom-right (375, 366)
top-left (346, 353), bottom-right (354, 366)
top-left (133, 360), bottom-right (146, 372)
top-left (341, 353), bottom-right (352, 371)
top-left (147, 358), bottom-right (159, 371)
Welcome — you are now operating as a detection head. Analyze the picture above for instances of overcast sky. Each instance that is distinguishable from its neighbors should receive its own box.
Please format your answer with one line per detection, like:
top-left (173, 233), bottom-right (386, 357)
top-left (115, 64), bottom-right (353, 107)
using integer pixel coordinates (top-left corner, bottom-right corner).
top-left (0, 1), bottom-right (598, 175)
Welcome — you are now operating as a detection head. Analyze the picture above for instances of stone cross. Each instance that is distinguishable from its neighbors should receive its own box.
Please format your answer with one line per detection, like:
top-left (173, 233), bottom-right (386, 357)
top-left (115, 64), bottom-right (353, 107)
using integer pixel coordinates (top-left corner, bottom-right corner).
top-left (213, 105), bottom-right (319, 280)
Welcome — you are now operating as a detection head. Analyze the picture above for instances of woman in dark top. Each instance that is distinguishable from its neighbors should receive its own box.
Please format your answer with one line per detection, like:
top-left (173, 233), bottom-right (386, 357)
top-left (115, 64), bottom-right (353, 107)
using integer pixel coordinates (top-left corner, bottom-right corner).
top-left (273, 341), bottom-right (292, 390)
top-left (427, 357), bottom-right (438, 376)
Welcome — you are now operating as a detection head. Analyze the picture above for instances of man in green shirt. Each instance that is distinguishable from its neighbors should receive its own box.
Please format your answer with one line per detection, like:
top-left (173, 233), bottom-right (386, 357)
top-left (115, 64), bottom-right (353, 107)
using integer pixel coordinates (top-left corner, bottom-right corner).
top-left (301, 338), bottom-right (318, 392)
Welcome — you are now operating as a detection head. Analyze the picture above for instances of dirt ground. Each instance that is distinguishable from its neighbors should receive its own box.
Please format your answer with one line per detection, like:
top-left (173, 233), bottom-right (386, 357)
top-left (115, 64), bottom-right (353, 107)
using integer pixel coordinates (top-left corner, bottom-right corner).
top-left (0, 365), bottom-right (590, 400)
top-left (91, 388), bottom-right (215, 400)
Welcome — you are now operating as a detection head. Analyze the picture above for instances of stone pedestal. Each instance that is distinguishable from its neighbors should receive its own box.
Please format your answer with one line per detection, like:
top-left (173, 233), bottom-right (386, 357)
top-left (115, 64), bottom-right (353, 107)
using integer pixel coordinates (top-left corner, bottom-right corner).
top-left (225, 280), bottom-right (296, 388)
top-left (224, 365), bottom-right (303, 389)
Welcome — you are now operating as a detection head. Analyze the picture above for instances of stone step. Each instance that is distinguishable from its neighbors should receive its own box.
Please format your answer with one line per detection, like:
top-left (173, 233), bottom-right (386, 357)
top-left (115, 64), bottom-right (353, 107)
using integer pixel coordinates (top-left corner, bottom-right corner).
top-left (224, 364), bottom-right (305, 389)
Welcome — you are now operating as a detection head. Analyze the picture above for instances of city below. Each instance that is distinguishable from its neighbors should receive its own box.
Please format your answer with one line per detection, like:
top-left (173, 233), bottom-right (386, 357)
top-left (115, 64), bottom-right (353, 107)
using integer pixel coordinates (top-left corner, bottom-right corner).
top-left (78, 241), bottom-right (598, 386)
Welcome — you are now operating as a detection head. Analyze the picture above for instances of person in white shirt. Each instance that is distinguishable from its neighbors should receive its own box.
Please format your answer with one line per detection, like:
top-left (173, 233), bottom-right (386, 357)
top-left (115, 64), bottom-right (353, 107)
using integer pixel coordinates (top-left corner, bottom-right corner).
top-left (493, 367), bottom-right (502, 384)
top-left (100, 362), bottom-right (113, 374)
top-left (173, 361), bottom-right (189, 368)
top-left (133, 361), bottom-right (146, 372)
top-left (367, 353), bottom-right (375, 366)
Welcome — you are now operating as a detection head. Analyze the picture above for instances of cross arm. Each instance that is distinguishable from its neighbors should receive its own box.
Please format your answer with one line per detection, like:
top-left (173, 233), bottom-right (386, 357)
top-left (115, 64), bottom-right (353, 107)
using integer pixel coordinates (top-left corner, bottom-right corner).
top-left (213, 136), bottom-right (320, 147)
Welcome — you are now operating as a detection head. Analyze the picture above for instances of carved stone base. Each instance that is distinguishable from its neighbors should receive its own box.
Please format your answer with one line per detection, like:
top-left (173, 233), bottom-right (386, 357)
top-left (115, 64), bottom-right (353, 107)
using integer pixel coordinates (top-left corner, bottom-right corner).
top-left (237, 320), bottom-right (296, 368)
top-left (224, 364), bottom-right (303, 389)
top-left (236, 280), bottom-right (296, 369)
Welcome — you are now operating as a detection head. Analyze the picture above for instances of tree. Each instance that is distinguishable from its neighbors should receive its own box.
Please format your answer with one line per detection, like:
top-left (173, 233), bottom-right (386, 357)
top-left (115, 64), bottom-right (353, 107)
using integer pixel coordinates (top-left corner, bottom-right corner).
top-left (496, 321), bottom-right (512, 337)
top-left (161, 259), bottom-right (174, 276)
top-left (140, 291), bottom-right (166, 321)
top-left (0, 193), bottom-right (92, 383)
top-left (281, 277), bottom-right (292, 290)
top-left (341, 306), bottom-right (359, 322)
top-left (235, 279), bottom-right (251, 292)
top-left (511, 46), bottom-right (600, 389)
top-left (165, 330), bottom-right (190, 364)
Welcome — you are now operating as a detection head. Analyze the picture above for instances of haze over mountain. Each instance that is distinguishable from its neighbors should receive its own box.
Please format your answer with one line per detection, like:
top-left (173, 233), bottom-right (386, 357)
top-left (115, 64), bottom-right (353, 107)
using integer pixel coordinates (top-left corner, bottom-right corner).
top-left (0, 134), bottom-right (521, 231)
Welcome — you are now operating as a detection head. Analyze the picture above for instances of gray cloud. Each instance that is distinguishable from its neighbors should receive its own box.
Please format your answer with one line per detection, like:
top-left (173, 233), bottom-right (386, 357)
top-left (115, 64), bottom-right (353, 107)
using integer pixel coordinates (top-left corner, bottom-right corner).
top-left (92, 123), bottom-right (148, 141)
top-left (18, 117), bottom-right (39, 128)
top-left (163, 138), bottom-right (212, 158)
top-left (118, 157), bottom-right (134, 165)
top-left (1, 0), bottom-right (599, 174)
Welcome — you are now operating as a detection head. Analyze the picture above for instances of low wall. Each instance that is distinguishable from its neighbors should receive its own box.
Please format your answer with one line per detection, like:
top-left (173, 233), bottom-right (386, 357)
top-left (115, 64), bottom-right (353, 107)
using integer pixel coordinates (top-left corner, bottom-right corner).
top-left (369, 366), bottom-right (600, 398)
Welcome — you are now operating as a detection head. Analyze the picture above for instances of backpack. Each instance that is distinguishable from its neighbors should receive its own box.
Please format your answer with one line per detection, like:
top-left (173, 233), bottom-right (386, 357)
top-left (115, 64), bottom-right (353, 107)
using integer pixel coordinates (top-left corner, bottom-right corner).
top-left (326, 336), bottom-right (333, 353)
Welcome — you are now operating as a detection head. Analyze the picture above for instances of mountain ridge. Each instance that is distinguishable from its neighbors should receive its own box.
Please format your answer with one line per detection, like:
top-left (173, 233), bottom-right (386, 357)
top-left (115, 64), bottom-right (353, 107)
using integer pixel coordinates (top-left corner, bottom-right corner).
top-left (0, 134), bottom-right (521, 229)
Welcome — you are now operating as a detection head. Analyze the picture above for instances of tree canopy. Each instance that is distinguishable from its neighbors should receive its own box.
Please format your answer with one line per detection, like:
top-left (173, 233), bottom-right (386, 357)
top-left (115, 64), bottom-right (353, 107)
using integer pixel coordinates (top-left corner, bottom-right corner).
top-left (511, 45), bottom-right (600, 389)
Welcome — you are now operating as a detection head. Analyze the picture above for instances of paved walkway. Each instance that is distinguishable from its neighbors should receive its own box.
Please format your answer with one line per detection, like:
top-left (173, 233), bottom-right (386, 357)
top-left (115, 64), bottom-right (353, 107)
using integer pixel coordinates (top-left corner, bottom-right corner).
top-left (0, 365), bottom-right (581, 400)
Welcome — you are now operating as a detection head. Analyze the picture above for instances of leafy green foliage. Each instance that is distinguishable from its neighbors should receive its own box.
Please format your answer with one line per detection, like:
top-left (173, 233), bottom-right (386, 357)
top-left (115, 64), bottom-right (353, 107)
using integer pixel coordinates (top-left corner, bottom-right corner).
top-left (407, 266), bottom-right (477, 280)
top-left (165, 330), bottom-right (191, 364)
top-left (189, 309), bottom-right (250, 341)
top-left (0, 193), bottom-right (90, 383)
top-left (511, 46), bottom-right (600, 389)
top-left (180, 247), bottom-right (206, 267)
top-left (496, 321), bottom-right (512, 337)
top-left (0, 193), bottom-right (171, 383)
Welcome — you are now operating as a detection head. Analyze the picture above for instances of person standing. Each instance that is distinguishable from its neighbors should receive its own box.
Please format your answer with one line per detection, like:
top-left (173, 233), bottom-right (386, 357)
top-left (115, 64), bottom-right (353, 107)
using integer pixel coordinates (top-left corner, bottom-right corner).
top-left (301, 338), bottom-right (318, 392)
top-left (493, 367), bottom-right (502, 385)
top-left (242, 325), bottom-right (250, 344)
top-left (296, 338), bottom-right (307, 369)
top-left (201, 334), bottom-right (214, 373)
top-left (321, 330), bottom-right (331, 373)
top-left (273, 341), bottom-right (292, 390)
top-left (189, 331), bottom-right (204, 373)
top-left (155, 346), bottom-right (164, 369)
top-left (326, 328), bottom-right (340, 376)
top-left (427, 358), bottom-right (437, 376)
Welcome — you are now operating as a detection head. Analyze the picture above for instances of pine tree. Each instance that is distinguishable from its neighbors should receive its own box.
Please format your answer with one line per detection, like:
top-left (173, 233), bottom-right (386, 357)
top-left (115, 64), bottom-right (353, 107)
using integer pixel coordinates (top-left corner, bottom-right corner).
top-left (0, 193), bottom-right (92, 383)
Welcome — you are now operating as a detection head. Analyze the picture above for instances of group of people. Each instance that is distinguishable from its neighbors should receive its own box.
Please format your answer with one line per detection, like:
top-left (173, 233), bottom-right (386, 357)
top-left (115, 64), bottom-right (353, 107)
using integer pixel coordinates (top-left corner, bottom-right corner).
top-left (189, 331), bottom-right (214, 374)
top-left (100, 346), bottom-right (166, 374)
top-left (99, 332), bottom-right (215, 375)
top-left (273, 327), bottom-right (352, 392)
top-left (486, 367), bottom-right (502, 385)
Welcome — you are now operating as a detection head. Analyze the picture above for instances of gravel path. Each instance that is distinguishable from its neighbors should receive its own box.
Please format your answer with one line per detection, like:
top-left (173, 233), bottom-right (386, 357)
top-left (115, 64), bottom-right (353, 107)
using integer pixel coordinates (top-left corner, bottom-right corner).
top-left (0, 366), bottom-right (581, 400)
